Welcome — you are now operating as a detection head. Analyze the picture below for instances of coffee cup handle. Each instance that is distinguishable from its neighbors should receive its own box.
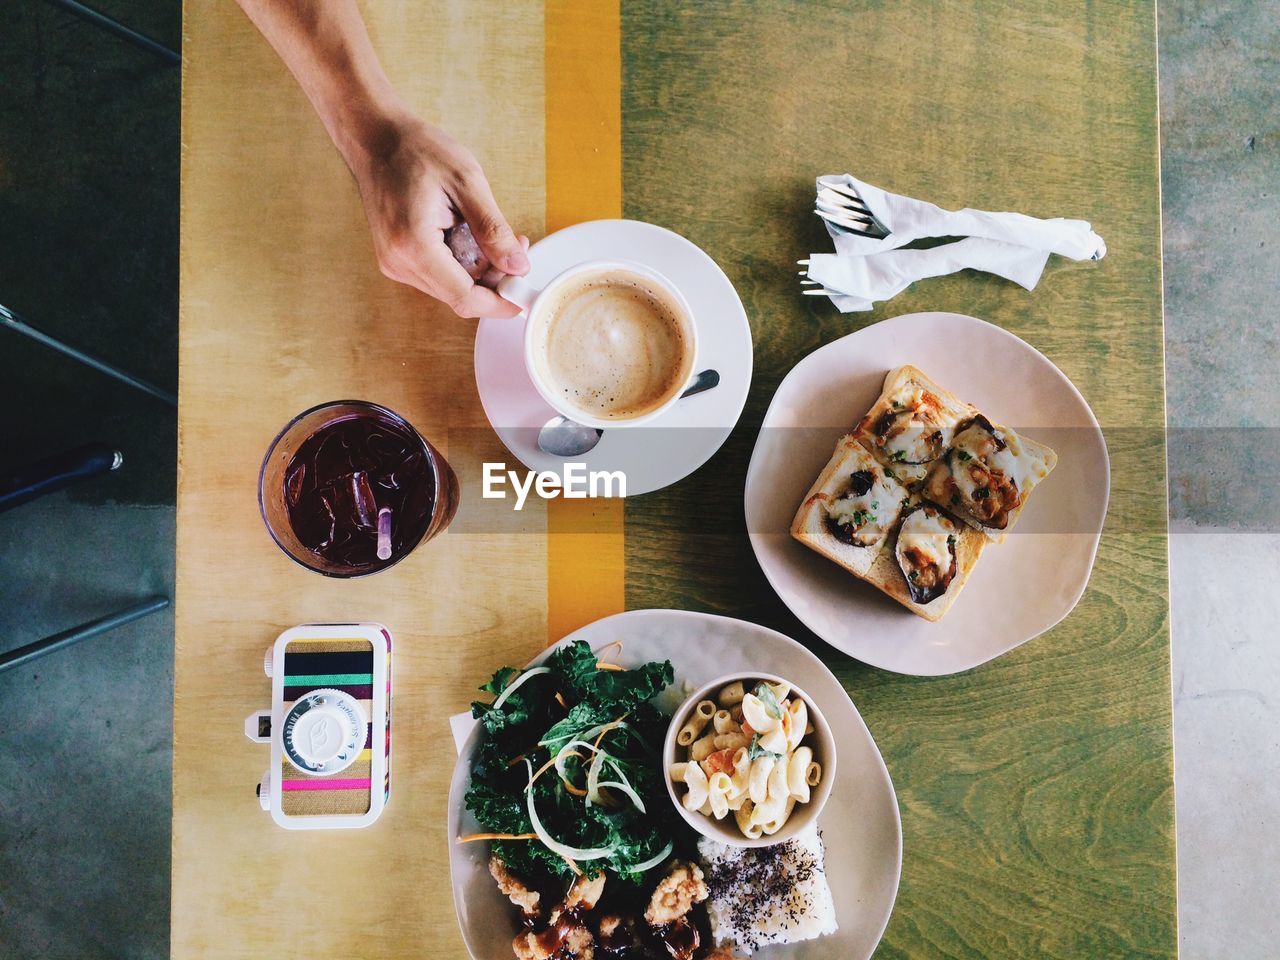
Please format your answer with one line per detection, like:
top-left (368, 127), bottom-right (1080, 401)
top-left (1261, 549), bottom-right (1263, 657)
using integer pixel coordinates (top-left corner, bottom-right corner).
top-left (496, 274), bottom-right (539, 313)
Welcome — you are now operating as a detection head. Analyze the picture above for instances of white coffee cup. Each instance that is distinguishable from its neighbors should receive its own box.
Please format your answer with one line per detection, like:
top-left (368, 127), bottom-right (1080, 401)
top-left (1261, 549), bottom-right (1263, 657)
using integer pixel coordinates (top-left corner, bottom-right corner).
top-left (497, 260), bottom-right (699, 429)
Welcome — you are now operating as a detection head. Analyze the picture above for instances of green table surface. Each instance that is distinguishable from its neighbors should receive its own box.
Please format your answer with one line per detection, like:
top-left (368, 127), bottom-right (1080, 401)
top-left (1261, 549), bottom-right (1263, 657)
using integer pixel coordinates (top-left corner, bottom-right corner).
top-left (620, 3), bottom-right (1173, 957)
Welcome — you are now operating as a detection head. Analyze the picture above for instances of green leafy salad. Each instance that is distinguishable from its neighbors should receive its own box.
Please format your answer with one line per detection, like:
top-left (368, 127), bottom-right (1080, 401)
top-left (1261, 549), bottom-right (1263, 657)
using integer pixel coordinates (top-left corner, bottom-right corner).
top-left (464, 641), bottom-right (689, 885)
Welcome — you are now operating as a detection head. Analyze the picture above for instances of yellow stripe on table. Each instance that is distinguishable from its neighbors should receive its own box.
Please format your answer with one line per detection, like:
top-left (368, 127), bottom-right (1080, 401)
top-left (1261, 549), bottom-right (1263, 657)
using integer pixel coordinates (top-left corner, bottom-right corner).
top-left (544, 0), bottom-right (625, 646)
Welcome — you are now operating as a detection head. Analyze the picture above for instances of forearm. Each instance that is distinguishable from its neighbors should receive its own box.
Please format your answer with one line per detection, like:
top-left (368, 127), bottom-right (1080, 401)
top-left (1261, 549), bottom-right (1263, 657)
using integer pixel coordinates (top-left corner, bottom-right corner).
top-left (235, 0), bottom-right (408, 167)
top-left (237, 0), bottom-right (528, 317)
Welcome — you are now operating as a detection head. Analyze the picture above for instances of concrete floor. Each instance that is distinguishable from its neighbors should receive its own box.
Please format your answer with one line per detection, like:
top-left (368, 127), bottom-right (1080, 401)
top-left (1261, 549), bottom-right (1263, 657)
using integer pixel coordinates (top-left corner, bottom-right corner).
top-left (0, 496), bottom-right (174, 959)
top-left (0, 1), bottom-right (1277, 958)
top-left (0, 3), bottom-right (178, 959)
top-left (1161, 3), bottom-right (1280, 959)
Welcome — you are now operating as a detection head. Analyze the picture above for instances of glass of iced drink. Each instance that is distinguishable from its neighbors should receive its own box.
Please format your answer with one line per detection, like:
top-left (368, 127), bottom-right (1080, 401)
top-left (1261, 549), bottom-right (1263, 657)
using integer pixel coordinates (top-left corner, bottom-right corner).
top-left (259, 401), bottom-right (458, 577)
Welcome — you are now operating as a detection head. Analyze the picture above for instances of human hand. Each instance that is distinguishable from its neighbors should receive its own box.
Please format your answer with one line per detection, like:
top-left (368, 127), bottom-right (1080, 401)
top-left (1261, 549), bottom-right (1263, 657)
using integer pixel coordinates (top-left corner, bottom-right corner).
top-left (349, 115), bottom-right (529, 318)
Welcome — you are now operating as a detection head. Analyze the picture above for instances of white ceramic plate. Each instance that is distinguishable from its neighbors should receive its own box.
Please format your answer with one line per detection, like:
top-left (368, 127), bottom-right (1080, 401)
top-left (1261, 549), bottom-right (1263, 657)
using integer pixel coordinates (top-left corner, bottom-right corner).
top-left (448, 609), bottom-right (902, 960)
top-left (744, 312), bottom-right (1109, 676)
top-left (474, 220), bottom-right (753, 497)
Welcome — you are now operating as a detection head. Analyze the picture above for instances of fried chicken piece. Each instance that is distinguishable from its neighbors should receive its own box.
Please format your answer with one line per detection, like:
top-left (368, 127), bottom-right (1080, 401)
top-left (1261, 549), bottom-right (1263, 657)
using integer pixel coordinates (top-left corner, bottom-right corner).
top-left (512, 924), bottom-right (595, 960)
top-left (562, 926), bottom-right (595, 959)
top-left (489, 856), bottom-right (542, 919)
top-left (597, 914), bottom-right (628, 940)
top-left (643, 861), bottom-right (709, 927)
top-left (559, 872), bottom-right (606, 915)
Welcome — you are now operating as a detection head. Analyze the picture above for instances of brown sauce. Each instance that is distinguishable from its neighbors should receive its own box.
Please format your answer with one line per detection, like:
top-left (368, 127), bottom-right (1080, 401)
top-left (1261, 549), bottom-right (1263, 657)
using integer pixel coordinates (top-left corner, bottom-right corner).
top-left (653, 916), bottom-right (699, 960)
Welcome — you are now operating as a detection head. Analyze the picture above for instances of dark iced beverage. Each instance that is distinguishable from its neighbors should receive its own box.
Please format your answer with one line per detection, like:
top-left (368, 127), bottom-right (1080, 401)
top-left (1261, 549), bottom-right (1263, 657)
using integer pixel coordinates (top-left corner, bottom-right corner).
top-left (260, 401), bottom-right (457, 576)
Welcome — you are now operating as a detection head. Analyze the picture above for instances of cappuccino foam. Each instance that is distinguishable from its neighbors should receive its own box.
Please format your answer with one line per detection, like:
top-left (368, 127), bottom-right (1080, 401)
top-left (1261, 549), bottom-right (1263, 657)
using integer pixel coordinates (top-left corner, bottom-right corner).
top-left (534, 269), bottom-right (692, 420)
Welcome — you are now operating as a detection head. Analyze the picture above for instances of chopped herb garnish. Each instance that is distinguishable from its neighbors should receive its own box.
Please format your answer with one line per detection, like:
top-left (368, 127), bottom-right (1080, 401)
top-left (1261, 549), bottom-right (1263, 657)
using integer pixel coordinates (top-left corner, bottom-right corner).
top-left (957, 450), bottom-right (973, 462)
top-left (871, 500), bottom-right (879, 509)
top-left (901, 496), bottom-right (911, 507)
top-left (950, 494), bottom-right (960, 506)
top-left (752, 682), bottom-right (783, 720)
top-left (885, 468), bottom-right (896, 479)
top-left (908, 570), bottom-right (919, 581)
top-left (975, 488), bottom-right (990, 500)
top-left (891, 449), bottom-right (907, 462)
top-left (747, 733), bottom-right (783, 761)
top-left (947, 534), bottom-right (956, 545)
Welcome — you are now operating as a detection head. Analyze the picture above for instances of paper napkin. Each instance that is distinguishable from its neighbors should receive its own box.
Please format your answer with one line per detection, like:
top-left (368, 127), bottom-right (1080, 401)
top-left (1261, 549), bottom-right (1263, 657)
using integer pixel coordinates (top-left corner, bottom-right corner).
top-left (806, 174), bottom-right (1106, 312)
top-left (450, 710), bottom-right (476, 754)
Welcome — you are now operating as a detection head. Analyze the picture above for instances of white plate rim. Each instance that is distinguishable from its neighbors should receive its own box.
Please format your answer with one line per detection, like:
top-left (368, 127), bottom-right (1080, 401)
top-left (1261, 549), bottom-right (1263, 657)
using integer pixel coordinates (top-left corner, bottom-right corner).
top-left (446, 608), bottom-right (903, 960)
top-left (743, 311), bottom-right (1110, 676)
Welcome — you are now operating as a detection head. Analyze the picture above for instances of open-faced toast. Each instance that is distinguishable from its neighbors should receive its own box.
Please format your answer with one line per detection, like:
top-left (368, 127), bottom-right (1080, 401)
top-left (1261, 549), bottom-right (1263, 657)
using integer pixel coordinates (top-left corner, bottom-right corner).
top-left (862, 502), bottom-right (987, 621)
top-left (791, 435), bottom-right (910, 579)
top-left (920, 414), bottom-right (1058, 542)
top-left (790, 365), bottom-right (1057, 621)
top-left (852, 365), bottom-right (977, 486)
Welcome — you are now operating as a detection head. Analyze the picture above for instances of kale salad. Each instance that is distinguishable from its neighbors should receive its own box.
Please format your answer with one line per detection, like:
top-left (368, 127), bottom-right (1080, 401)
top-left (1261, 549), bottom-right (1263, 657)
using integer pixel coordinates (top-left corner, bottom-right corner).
top-left (464, 640), bottom-right (692, 885)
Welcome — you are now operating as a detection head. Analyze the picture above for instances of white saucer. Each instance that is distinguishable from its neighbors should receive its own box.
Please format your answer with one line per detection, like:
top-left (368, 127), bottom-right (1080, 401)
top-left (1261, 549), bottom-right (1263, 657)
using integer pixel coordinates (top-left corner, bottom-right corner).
top-left (474, 220), bottom-right (752, 496)
top-left (448, 609), bottom-right (902, 960)
top-left (744, 312), bottom-right (1110, 676)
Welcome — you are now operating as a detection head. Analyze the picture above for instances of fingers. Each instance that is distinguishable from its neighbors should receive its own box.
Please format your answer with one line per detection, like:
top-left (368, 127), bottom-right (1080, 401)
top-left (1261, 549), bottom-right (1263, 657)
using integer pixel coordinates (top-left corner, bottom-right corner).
top-left (447, 163), bottom-right (530, 277)
top-left (480, 235), bottom-right (529, 289)
top-left (410, 238), bottom-right (523, 319)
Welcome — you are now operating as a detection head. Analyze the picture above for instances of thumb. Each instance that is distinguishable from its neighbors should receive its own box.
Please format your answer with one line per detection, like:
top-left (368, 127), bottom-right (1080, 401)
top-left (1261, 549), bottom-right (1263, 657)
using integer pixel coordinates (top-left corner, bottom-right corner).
top-left (450, 168), bottom-right (529, 276)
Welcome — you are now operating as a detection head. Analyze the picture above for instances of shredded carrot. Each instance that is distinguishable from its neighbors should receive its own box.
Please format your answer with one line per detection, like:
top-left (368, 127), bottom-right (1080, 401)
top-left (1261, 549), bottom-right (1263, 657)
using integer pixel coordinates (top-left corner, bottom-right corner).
top-left (456, 832), bottom-right (537, 844)
top-left (595, 661), bottom-right (625, 672)
top-left (507, 753), bottom-right (527, 767)
top-left (741, 721), bottom-right (755, 737)
top-left (562, 781), bottom-right (588, 797)
top-left (561, 854), bottom-right (581, 875)
top-left (554, 692), bottom-right (568, 708)
top-left (532, 756), bottom-right (559, 781)
top-left (593, 715), bottom-right (629, 751)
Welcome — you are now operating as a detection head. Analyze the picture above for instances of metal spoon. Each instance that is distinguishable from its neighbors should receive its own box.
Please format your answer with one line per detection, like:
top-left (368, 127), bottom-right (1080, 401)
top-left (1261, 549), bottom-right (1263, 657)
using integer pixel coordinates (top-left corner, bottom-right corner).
top-left (537, 369), bottom-right (721, 458)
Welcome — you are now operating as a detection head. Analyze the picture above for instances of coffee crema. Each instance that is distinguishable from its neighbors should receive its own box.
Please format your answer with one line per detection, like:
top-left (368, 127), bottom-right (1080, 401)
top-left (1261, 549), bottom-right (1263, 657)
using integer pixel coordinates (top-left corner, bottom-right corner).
top-left (532, 268), bottom-right (693, 421)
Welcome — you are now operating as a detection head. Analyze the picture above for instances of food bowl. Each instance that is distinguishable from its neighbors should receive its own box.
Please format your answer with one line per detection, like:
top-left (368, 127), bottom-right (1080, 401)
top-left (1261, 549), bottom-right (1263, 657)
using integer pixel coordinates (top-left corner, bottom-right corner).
top-left (662, 671), bottom-right (836, 848)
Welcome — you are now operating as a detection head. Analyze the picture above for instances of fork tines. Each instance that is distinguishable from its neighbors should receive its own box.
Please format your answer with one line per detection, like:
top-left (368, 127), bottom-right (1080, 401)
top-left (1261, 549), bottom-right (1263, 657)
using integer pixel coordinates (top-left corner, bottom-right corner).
top-left (815, 182), bottom-right (887, 240)
top-left (819, 179), bottom-right (873, 215)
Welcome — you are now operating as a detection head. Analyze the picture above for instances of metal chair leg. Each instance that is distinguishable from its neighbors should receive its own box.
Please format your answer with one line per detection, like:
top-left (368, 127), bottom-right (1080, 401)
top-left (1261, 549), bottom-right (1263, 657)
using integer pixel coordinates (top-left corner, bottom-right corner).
top-left (1, 302), bottom-right (178, 407)
top-left (41, 0), bottom-right (181, 65)
top-left (0, 444), bottom-right (124, 513)
top-left (0, 596), bottom-right (171, 675)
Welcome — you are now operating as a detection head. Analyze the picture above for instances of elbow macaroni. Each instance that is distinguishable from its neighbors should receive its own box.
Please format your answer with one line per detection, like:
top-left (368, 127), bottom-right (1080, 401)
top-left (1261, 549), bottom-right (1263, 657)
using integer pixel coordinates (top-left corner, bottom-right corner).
top-left (669, 677), bottom-right (823, 838)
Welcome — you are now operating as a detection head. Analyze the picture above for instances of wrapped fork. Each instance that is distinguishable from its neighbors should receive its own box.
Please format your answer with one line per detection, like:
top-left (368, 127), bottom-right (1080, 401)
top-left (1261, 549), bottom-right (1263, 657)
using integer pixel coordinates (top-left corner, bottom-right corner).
top-left (802, 174), bottom-right (1106, 311)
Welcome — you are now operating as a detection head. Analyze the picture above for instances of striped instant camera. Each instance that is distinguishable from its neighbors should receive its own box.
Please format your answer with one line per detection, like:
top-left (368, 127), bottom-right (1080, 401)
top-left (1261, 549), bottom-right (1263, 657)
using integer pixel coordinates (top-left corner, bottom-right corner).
top-left (245, 623), bottom-right (392, 829)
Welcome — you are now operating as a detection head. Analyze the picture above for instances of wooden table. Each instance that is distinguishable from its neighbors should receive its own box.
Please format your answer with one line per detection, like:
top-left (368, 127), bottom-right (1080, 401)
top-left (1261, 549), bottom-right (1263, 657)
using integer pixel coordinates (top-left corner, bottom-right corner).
top-left (176, 2), bottom-right (1173, 957)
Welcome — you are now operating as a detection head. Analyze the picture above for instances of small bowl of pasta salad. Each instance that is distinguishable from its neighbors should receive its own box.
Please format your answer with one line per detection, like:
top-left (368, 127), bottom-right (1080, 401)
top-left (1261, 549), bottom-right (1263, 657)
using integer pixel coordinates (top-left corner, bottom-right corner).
top-left (663, 672), bottom-right (836, 847)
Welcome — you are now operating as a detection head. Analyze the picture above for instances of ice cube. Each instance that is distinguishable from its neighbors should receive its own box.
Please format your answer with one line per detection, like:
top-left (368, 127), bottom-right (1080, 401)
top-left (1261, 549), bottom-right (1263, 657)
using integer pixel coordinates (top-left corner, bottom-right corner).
top-left (328, 471), bottom-right (378, 530)
top-left (315, 492), bottom-right (337, 549)
top-left (285, 462), bottom-right (306, 508)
